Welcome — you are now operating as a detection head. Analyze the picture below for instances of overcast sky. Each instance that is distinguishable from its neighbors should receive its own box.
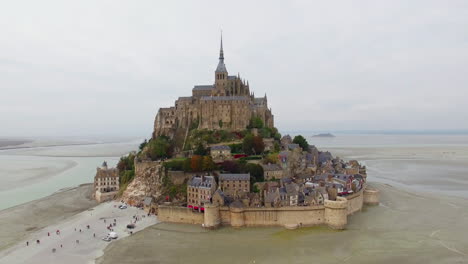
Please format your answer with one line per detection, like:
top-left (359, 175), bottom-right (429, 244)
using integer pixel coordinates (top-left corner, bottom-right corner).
top-left (1, 0), bottom-right (467, 138)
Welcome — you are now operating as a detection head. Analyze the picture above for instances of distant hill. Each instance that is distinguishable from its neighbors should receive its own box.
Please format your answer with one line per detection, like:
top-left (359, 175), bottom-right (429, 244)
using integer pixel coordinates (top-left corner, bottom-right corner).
top-left (312, 133), bottom-right (335, 138)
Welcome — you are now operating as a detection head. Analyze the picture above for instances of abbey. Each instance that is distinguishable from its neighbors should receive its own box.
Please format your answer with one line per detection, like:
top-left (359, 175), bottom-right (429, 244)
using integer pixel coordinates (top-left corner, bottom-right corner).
top-left (153, 36), bottom-right (274, 138)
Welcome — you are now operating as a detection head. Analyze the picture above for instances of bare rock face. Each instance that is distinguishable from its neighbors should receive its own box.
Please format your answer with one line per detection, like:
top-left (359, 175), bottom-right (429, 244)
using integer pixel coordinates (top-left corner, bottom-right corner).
top-left (121, 159), bottom-right (164, 205)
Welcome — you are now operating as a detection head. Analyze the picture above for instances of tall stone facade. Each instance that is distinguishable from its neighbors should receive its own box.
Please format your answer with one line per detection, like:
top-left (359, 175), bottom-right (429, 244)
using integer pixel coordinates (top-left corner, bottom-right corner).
top-left (153, 35), bottom-right (274, 138)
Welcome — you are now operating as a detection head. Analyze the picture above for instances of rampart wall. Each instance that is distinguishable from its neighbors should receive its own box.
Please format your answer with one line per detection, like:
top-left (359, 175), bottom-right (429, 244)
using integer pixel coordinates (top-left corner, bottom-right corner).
top-left (158, 186), bottom-right (377, 230)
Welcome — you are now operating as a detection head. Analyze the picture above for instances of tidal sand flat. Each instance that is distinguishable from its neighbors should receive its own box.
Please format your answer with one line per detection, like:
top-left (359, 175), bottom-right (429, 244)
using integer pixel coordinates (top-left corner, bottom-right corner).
top-left (0, 200), bottom-right (158, 264)
top-left (0, 138), bottom-right (139, 210)
top-left (96, 183), bottom-right (468, 264)
top-left (0, 184), bottom-right (97, 251)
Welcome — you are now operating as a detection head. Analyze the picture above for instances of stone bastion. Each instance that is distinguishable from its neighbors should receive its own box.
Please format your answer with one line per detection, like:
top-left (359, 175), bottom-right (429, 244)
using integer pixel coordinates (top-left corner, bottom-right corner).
top-left (158, 186), bottom-right (379, 230)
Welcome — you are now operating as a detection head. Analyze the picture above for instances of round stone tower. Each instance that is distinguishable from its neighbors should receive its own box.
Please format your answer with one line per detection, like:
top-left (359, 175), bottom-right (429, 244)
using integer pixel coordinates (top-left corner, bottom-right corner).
top-left (229, 200), bottom-right (245, 228)
top-left (203, 203), bottom-right (220, 229)
top-left (324, 197), bottom-right (348, 230)
top-left (364, 188), bottom-right (380, 205)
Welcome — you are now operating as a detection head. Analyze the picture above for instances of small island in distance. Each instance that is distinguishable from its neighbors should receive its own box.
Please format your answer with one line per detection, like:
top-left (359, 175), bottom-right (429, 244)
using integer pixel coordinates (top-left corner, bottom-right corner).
top-left (312, 133), bottom-right (335, 138)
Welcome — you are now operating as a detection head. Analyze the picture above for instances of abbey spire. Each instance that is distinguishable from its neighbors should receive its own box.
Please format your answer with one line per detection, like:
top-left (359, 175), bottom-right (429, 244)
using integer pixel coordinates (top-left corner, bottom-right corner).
top-left (216, 32), bottom-right (227, 73)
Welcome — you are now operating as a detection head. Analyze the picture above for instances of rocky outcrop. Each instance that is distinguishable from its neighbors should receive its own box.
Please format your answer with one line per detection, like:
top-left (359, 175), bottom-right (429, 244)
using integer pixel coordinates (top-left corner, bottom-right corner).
top-left (121, 159), bottom-right (164, 205)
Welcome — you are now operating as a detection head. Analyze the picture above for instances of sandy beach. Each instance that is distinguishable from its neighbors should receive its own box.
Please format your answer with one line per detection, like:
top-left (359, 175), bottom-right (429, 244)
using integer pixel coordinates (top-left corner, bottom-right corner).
top-left (0, 199), bottom-right (158, 264)
top-left (0, 184), bottom-right (97, 251)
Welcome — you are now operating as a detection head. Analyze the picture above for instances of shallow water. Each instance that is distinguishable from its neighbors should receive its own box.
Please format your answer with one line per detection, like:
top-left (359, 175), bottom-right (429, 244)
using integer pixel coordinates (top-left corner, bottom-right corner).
top-left (0, 138), bottom-right (139, 210)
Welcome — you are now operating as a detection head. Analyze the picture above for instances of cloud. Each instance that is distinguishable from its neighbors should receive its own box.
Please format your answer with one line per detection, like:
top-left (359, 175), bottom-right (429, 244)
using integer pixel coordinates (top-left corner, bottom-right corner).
top-left (0, 0), bottom-right (467, 137)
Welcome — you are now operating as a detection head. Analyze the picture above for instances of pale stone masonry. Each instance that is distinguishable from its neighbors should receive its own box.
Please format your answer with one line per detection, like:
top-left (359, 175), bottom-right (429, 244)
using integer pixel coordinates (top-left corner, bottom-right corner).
top-left (187, 175), bottom-right (217, 208)
top-left (93, 161), bottom-right (119, 203)
top-left (219, 173), bottom-right (250, 196)
top-left (262, 163), bottom-right (285, 180)
top-left (210, 145), bottom-right (231, 162)
top-left (153, 35), bottom-right (274, 138)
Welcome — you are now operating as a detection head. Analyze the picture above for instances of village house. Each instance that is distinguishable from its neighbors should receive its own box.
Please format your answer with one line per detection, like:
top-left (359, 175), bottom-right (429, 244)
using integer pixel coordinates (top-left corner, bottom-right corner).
top-left (219, 173), bottom-right (250, 196)
top-left (187, 175), bottom-right (217, 208)
top-left (261, 163), bottom-right (284, 180)
top-left (262, 138), bottom-right (275, 152)
top-left (280, 135), bottom-right (292, 150)
top-left (210, 145), bottom-right (231, 162)
top-left (93, 161), bottom-right (119, 203)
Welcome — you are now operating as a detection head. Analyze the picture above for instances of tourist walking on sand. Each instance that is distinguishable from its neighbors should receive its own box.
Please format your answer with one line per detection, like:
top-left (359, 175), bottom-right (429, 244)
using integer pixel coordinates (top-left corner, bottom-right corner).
top-left (26, 241), bottom-right (29, 246)
top-left (48, 232), bottom-right (50, 236)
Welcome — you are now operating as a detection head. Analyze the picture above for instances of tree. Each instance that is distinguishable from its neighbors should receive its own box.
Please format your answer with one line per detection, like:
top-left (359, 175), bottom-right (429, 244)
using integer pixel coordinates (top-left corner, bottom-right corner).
top-left (293, 135), bottom-right (309, 150)
top-left (190, 155), bottom-right (203, 172)
top-left (202, 156), bottom-right (216, 172)
top-left (218, 120), bottom-right (223, 128)
top-left (194, 143), bottom-right (207, 155)
top-left (147, 137), bottom-right (171, 160)
top-left (220, 160), bottom-right (240, 173)
top-left (245, 163), bottom-right (264, 183)
top-left (263, 152), bottom-right (279, 164)
top-left (139, 139), bottom-right (148, 151)
top-left (252, 136), bottom-right (265, 154)
top-left (183, 158), bottom-right (192, 172)
top-left (242, 134), bottom-right (255, 155)
top-left (248, 116), bottom-right (264, 129)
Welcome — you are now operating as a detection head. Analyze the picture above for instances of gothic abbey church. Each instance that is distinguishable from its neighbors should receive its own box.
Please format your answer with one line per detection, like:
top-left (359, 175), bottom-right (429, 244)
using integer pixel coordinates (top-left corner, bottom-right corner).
top-left (153, 36), bottom-right (274, 138)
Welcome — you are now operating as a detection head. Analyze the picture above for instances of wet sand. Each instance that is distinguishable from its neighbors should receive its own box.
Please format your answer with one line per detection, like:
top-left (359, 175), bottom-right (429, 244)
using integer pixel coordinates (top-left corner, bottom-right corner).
top-left (0, 184), bottom-right (97, 251)
top-left (0, 201), bottom-right (158, 264)
top-left (96, 183), bottom-right (468, 264)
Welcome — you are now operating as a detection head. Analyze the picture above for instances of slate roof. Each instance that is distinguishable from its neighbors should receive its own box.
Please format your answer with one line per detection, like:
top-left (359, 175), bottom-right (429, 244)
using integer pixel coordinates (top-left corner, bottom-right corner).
top-left (211, 145), bottom-right (231, 151)
top-left (219, 173), bottom-right (250, 181)
top-left (227, 75), bottom-right (237, 80)
top-left (188, 176), bottom-right (215, 188)
top-left (193, 85), bottom-right (214, 91)
top-left (200, 96), bottom-right (250, 101)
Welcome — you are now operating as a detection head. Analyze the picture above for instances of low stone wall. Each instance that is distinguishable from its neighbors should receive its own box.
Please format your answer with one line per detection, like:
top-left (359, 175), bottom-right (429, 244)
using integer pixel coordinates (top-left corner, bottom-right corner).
top-left (158, 205), bottom-right (204, 225)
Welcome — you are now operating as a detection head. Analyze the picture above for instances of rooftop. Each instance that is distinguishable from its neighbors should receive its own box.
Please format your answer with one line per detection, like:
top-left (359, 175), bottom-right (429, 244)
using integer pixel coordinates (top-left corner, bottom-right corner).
top-left (219, 173), bottom-right (250, 181)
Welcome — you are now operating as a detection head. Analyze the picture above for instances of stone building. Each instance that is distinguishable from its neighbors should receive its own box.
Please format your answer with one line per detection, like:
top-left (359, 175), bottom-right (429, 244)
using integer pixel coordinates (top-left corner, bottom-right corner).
top-left (261, 163), bottom-right (284, 180)
top-left (153, 35), bottom-right (274, 138)
top-left (210, 145), bottom-right (231, 162)
top-left (187, 175), bottom-right (217, 208)
top-left (219, 173), bottom-right (250, 196)
top-left (93, 161), bottom-right (119, 203)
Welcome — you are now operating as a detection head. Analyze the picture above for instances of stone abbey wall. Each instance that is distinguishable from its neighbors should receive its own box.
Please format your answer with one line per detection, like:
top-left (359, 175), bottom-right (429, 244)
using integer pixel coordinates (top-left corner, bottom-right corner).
top-left (158, 186), bottom-right (378, 230)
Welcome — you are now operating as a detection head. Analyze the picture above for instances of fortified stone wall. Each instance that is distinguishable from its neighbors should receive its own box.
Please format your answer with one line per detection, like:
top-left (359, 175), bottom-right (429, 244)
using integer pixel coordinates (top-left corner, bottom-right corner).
top-left (364, 188), bottom-right (380, 205)
top-left (345, 188), bottom-right (364, 215)
top-left (158, 205), bottom-right (204, 225)
top-left (158, 186), bottom-right (377, 230)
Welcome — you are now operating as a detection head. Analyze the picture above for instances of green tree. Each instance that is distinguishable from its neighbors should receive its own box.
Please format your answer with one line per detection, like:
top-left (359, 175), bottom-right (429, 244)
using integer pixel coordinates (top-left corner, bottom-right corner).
top-left (194, 143), bottom-right (207, 155)
top-left (147, 137), bottom-right (171, 160)
top-left (249, 116), bottom-right (264, 129)
top-left (293, 135), bottom-right (309, 150)
top-left (183, 158), bottom-right (192, 172)
top-left (242, 134), bottom-right (255, 155)
top-left (139, 139), bottom-right (148, 151)
top-left (245, 163), bottom-right (264, 182)
top-left (202, 156), bottom-right (216, 171)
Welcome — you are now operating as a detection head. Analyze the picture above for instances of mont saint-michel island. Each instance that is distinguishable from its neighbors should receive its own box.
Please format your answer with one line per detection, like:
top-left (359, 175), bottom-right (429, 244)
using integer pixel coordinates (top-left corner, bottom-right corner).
top-left (93, 37), bottom-right (380, 230)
